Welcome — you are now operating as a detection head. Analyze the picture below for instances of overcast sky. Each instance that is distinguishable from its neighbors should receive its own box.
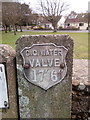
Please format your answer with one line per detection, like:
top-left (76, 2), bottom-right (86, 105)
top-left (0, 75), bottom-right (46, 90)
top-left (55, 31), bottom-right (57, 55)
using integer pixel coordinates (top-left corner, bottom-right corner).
top-left (20, 0), bottom-right (89, 15)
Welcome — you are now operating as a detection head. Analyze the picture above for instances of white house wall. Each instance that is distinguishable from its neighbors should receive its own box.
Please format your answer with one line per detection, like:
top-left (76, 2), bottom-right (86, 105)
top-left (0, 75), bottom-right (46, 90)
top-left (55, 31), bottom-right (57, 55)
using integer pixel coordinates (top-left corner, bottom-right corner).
top-left (65, 22), bottom-right (88, 30)
top-left (41, 23), bottom-right (53, 29)
top-left (57, 16), bottom-right (66, 28)
top-left (79, 23), bottom-right (88, 30)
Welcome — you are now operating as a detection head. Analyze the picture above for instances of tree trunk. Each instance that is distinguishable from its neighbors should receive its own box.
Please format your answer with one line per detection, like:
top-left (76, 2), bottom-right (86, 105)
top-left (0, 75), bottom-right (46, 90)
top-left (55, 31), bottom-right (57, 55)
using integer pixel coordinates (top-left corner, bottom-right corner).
top-left (9, 25), bottom-right (11, 32)
top-left (15, 25), bottom-right (18, 32)
top-left (20, 25), bottom-right (23, 32)
top-left (3, 25), bottom-right (6, 33)
top-left (53, 26), bottom-right (57, 32)
top-left (52, 23), bottom-right (57, 32)
top-left (4, 25), bottom-right (8, 33)
top-left (13, 26), bottom-right (16, 35)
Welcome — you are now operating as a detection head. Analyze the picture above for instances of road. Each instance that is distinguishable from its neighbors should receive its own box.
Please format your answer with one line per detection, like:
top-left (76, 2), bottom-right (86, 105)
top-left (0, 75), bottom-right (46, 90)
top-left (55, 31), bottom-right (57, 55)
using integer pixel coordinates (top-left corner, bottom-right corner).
top-left (0, 27), bottom-right (88, 33)
top-left (22, 29), bottom-right (88, 33)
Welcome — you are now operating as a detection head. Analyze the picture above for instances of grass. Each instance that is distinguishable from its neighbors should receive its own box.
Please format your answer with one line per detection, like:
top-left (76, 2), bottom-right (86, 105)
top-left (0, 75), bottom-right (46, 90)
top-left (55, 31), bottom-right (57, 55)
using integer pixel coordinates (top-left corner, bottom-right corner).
top-left (1, 31), bottom-right (88, 59)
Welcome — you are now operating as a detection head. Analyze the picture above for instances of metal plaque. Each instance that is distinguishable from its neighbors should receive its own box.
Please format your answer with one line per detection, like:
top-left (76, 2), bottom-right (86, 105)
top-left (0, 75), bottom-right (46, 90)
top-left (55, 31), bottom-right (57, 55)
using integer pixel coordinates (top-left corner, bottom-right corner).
top-left (0, 64), bottom-right (9, 108)
top-left (21, 43), bottom-right (68, 90)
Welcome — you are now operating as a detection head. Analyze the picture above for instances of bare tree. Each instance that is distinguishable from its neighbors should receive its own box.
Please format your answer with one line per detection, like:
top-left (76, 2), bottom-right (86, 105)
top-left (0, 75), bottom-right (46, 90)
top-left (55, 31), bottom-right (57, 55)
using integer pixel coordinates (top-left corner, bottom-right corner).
top-left (2, 2), bottom-right (20, 34)
top-left (38, 0), bottom-right (69, 32)
top-left (2, 2), bottom-right (32, 35)
top-left (2, 2), bottom-right (11, 33)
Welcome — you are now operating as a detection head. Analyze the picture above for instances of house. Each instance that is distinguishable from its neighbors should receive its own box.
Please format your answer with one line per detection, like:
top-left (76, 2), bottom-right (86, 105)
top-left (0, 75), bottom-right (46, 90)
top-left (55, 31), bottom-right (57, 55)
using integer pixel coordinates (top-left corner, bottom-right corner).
top-left (57, 16), bottom-right (67, 28)
top-left (33, 14), bottom-right (68, 30)
top-left (38, 15), bottom-right (62, 30)
top-left (36, 15), bottom-right (53, 29)
top-left (40, 18), bottom-right (53, 30)
top-left (64, 11), bottom-right (88, 30)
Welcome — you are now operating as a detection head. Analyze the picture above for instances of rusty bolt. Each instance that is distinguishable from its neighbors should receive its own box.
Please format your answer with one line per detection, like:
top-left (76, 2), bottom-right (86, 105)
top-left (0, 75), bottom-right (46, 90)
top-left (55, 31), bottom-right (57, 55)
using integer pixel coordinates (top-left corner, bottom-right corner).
top-left (23, 63), bottom-right (30, 69)
top-left (60, 63), bottom-right (65, 69)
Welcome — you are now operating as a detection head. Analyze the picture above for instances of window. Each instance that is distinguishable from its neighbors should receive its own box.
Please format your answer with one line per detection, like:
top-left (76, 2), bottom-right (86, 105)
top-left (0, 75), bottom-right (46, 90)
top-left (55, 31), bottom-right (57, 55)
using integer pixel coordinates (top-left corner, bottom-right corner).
top-left (69, 15), bottom-right (77, 19)
top-left (79, 23), bottom-right (84, 26)
top-left (67, 24), bottom-right (70, 26)
top-left (82, 15), bottom-right (85, 17)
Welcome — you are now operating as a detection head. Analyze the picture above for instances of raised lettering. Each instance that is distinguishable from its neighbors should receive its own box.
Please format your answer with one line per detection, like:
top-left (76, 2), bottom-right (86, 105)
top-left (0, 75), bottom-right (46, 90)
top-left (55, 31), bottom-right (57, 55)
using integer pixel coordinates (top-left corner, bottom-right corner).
top-left (54, 49), bottom-right (58, 55)
top-left (54, 58), bottom-right (60, 67)
top-left (51, 70), bottom-right (58, 81)
top-left (46, 50), bottom-right (50, 56)
top-left (26, 50), bottom-right (30, 56)
top-left (35, 59), bottom-right (41, 67)
top-left (33, 50), bottom-right (37, 56)
top-left (42, 59), bottom-right (48, 67)
top-left (58, 50), bottom-right (62, 56)
top-left (47, 59), bottom-right (53, 67)
top-left (32, 69), bottom-right (37, 82)
top-left (49, 49), bottom-right (54, 56)
top-left (29, 59), bottom-right (35, 67)
top-left (38, 70), bottom-right (44, 82)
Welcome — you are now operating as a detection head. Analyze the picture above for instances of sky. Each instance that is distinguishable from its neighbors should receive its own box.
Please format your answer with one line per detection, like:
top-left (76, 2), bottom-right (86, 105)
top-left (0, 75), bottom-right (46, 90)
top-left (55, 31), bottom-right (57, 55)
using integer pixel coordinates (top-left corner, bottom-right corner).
top-left (20, 0), bottom-right (89, 15)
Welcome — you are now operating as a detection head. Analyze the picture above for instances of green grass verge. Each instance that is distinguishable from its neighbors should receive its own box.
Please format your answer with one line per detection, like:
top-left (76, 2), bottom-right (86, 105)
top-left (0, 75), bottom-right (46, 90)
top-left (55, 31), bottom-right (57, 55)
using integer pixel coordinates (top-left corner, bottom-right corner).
top-left (1, 31), bottom-right (88, 59)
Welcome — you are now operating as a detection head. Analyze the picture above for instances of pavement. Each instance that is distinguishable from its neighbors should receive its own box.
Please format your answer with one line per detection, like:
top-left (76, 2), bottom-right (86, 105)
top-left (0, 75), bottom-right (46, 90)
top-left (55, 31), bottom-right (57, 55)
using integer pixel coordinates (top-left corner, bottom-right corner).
top-left (73, 59), bottom-right (89, 82)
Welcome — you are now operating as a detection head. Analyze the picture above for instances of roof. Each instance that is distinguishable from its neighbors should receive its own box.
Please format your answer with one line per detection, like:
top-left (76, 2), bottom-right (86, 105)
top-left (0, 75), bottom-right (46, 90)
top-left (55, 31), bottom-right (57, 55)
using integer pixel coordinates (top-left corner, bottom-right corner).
top-left (65, 11), bottom-right (88, 23)
top-left (40, 18), bottom-right (51, 24)
top-left (39, 15), bottom-right (61, 25)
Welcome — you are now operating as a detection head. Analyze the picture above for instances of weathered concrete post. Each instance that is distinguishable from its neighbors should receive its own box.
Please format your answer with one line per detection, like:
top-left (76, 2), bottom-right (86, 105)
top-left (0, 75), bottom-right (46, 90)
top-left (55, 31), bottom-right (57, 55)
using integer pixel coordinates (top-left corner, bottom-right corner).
top-left (0, 44), bottom-right (18, 119)
top-left (16, 35), bottom-right (73, 118)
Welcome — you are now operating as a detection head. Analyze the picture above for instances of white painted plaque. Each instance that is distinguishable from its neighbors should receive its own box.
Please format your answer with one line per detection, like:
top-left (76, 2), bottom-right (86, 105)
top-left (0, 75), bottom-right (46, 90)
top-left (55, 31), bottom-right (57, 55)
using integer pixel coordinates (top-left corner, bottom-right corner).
top-left (0, 64), bottom-right (8, 108)
top-left (21, 43), bottom-right (68, 90)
